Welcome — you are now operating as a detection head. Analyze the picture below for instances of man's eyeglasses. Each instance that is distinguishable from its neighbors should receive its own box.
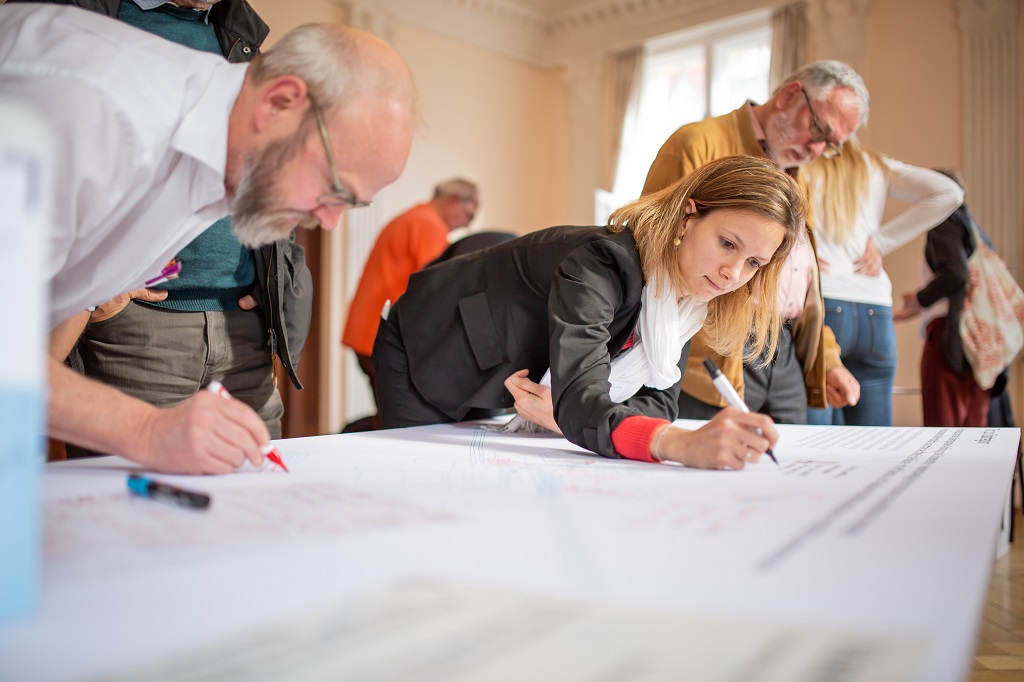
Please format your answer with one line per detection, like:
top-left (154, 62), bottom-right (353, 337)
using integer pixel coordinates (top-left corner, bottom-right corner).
top-left (309, 96), bottom-right (373, 209)
top-left (801, 87), bottom-right (842, 159)
top-left (460, 196), bottom-right (477, 222)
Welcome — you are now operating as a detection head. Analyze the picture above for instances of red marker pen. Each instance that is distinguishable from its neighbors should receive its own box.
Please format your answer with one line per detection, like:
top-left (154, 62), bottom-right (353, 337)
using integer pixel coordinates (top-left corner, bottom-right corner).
top-left (205, 380), bottom-right (290, 472)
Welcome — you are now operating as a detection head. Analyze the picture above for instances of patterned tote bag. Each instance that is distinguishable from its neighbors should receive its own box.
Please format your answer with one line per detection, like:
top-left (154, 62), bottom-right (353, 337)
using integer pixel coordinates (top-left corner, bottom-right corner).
top-left (959, 218), bottom-right (1024, 389)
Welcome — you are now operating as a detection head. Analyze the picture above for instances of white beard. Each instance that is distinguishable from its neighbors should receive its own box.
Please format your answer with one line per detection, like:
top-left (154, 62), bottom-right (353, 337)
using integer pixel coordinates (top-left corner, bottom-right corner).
top-left (230, 127), bottom-right (320, 248)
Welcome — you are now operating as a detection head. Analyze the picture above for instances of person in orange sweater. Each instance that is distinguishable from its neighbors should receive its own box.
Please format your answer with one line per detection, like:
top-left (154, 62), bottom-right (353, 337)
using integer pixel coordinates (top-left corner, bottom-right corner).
top-left (342, 178), bottom-right (480, 429)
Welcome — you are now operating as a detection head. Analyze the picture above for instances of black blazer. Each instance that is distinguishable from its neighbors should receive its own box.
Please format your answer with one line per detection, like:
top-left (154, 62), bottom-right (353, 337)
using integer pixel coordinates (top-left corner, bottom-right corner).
top-left (390, 225), bottom-right (687, 457)
top-left (918, 204), bottom-right (986, 378)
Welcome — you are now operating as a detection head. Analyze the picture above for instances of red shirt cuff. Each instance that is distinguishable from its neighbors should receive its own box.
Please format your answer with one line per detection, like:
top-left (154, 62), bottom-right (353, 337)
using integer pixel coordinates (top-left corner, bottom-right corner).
top-left (611, 415), bottom-right (671, 463)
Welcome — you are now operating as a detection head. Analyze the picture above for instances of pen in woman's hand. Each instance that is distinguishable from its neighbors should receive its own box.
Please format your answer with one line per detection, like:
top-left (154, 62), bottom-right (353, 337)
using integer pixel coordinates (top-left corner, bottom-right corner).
top-left (702, 359), bottom-right (778, 464)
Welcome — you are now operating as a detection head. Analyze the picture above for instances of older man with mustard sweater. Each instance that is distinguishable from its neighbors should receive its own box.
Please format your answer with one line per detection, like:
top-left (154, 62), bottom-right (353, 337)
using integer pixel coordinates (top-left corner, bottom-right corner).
top-left (643, 60), bottom-right (865, 422)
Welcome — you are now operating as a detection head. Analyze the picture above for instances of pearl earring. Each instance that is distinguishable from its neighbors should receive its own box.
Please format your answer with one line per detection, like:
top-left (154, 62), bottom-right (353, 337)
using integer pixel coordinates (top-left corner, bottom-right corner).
top-left (673, 236), bottom-right (682, 247)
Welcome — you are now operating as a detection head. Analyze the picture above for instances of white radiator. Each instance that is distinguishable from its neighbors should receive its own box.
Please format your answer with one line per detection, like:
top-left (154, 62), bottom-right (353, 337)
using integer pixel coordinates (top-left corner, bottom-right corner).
top-left (342, 205), bottom-right (387, 425)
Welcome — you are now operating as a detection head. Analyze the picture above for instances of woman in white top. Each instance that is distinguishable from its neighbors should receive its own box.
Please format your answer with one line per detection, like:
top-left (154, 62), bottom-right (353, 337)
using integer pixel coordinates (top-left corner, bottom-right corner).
top-left (804, 138), bottom-right (963, 425)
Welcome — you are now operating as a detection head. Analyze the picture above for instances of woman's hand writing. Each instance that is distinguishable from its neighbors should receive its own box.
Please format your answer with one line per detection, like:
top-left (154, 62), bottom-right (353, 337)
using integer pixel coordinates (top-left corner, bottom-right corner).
top-left (653, 408), bottom-right (778, 469)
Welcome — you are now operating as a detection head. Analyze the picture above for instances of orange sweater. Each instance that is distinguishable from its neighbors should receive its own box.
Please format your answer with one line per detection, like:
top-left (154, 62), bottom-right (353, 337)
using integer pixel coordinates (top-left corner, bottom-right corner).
top-left (342, 203), bottom-right (450, 356)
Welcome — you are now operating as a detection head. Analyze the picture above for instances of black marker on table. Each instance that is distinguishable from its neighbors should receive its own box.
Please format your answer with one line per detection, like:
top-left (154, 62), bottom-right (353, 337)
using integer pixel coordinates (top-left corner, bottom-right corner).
top-left (702, 358), bottom-right (778, 465)
top-left (127, 474), bottom-right (211, 509)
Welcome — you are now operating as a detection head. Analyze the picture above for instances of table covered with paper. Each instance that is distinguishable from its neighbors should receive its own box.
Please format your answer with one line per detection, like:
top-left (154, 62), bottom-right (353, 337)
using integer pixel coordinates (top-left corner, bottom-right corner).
top-left (1, 421), bottom-right (1018, 682)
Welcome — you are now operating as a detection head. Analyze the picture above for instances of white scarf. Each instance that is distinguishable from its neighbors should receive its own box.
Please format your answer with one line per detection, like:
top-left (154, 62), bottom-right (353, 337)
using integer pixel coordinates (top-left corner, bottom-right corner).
top-left (606, 279), bottom-right (707, 402)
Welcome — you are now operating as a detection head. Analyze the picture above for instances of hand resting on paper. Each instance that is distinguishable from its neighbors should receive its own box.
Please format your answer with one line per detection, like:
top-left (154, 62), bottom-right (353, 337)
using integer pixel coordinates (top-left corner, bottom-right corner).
top-left (503, 369), bottom-right (779, 470)
top-left (504, 370), bottom-right (562, 435)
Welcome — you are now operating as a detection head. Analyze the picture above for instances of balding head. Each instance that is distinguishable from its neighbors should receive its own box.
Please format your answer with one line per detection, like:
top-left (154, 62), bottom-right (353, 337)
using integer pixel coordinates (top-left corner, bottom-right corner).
top-left (431, 178), bottom-right (480, 231)
top-left (227, 23), bottom-right (416, 248)
top-left (248, 23), bottom-right (417, 123)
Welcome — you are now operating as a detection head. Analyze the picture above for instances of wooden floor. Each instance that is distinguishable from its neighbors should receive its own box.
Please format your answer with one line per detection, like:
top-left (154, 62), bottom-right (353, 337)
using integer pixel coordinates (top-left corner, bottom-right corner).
top-left (972, 508), bottom-right (1024, 681)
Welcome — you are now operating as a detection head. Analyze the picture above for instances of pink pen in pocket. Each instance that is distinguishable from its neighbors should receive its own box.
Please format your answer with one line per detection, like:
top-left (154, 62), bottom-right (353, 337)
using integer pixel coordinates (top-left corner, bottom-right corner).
top-left (205, 380), bottom-right (289, 472)
top-left (145, 259), bottom-right (183, 287)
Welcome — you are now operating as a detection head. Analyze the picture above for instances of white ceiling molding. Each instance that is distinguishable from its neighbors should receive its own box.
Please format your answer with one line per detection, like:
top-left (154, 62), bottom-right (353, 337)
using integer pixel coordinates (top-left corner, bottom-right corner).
top-left (346, 2), bottom-right (399, 44)
top-left (354, 0), bottom-right (792, 66)
top-left (366, 0), bottom-right (551, 67)
top-left (544, 0), bottom-right (780, 61)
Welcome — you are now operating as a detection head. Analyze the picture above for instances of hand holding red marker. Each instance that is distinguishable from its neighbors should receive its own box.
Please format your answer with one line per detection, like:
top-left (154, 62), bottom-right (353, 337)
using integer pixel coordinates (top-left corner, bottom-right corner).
top-left (205, 380), bottom-right (289, 472)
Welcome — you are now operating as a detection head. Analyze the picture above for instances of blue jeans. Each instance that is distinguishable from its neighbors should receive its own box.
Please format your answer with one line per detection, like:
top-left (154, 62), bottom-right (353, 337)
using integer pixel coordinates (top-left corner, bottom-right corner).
top-left (807, 298), bottom-right (897, 426)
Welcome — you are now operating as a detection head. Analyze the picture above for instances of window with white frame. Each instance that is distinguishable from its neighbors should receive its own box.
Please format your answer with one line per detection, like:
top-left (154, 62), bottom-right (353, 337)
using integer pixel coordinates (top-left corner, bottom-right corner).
top-left (605, 11), bottom-right (771, 219)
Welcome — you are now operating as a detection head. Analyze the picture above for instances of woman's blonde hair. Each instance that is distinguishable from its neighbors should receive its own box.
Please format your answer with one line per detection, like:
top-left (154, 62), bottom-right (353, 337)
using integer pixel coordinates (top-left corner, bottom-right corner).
top-left (804, 136), bottom-right (891, 244)
top-left (608, 155), bottom-right (806, 364)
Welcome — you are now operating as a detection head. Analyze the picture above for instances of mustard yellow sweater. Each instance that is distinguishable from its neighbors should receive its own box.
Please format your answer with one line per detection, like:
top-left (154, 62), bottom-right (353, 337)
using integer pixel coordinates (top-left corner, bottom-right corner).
top-left (642, 104), bottom-right (842, 409)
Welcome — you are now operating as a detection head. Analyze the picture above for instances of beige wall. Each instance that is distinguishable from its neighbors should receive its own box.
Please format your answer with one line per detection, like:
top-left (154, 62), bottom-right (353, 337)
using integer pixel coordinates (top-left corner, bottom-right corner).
top-left (851, 0), bottom-right (1022, 426)
top-left (249, 2), bottom-right (572, 427)
top-left (42, 0), bottom-right (1013, 429)
top-left (382, 23), bottom-right (572, 235)
top-left (253, 0), bottom-right (1024, 429)
top-left (250, 1), bottom-right (573, 233)
top-left (859, 0), bottom-right (965, 426)
top-left (247, 0), bottom-right (344, 38)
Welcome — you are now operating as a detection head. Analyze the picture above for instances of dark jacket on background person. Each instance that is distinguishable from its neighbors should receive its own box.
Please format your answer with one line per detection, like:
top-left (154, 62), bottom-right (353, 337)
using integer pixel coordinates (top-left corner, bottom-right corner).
top-left (917, 204), bottom-right (990, 381)
top-left (430, 231), bottom-right (518, 264)
top-left (17, 0), bottom-right (312, 387)
top-left (252, 232), bottom-right (312, 388)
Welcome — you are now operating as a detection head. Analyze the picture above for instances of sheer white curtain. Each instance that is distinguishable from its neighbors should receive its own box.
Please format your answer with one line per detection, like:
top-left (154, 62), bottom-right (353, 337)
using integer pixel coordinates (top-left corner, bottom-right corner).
top-left (603, 47), bottom-right (643, 192)
top-left (769, 2), bottom-right (807, 91)
top-left (595, 47), bottom-right (643, 224)
top-left (604, 12), bottom-right (772, 220)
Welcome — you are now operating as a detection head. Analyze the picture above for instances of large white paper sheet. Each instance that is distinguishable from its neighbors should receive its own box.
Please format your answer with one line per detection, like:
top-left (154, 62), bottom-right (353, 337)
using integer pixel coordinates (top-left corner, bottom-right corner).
top-left (114, 580), bottom-right (925, 682)
top-left (0, 423), bottom-right (1017, 682)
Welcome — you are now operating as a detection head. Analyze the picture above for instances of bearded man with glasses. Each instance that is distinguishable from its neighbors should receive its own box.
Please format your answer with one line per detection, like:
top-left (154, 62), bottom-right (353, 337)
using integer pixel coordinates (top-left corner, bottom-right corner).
top-left (13, 0), bottom-right (316, 458)
top-left (642, 60), bottom-right (868, 426)
top-left (1, 4), bottom-right (416, 473)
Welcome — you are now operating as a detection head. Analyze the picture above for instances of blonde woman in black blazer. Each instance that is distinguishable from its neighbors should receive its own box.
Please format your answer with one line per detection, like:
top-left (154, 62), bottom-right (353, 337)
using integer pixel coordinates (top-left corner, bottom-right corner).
top-left (374, 156), bottom-right (807, 470)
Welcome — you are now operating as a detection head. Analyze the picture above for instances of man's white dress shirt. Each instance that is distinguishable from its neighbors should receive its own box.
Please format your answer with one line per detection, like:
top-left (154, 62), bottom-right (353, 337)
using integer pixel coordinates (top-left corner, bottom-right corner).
top-left (0, 4), bottom-right (248, 326)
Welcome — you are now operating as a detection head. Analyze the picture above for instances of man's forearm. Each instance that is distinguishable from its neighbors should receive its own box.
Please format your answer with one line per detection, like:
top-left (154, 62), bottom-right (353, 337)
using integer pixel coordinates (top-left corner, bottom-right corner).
top-left (49, 310), bottom-right (89, 361)
top-left (47, 357), bottom-right (156, 462)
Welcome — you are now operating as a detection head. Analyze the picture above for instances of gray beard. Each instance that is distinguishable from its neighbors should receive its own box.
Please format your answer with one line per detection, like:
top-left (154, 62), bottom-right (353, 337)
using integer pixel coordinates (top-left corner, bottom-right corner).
top-left (231, 131), bottom-right (320, 249)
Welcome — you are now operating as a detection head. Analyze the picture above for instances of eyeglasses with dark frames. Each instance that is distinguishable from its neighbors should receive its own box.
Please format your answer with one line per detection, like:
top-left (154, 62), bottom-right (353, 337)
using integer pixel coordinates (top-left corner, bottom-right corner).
top-left (309, 96), bottom-right (374, 209)
top-left (801, 87), bottom-right (842, 159)
top-left (460, 195), bottom-right (477, 222)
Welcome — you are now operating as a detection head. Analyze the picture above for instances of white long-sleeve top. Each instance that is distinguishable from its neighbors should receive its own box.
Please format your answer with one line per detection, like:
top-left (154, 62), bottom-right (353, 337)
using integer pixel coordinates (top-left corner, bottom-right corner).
top-left (812, 156), bottom-right (963, 306)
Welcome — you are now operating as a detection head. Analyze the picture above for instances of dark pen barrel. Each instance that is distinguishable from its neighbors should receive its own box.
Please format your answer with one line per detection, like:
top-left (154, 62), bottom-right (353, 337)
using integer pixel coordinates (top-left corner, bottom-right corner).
top-left (150, 481), bottom-right (211, 509)
top-left (127, 474), bottom-right (211, 509)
